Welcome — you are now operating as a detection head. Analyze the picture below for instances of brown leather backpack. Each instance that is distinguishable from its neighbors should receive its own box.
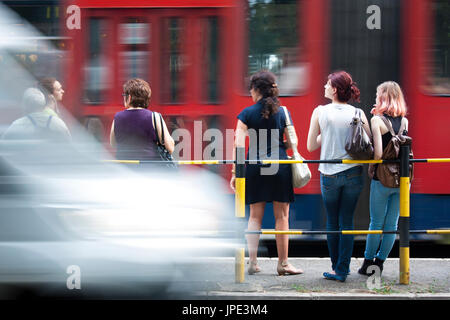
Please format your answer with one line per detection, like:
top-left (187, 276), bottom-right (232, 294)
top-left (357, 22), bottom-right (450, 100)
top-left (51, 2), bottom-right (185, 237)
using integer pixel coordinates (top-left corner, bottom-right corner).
top-left (376, 116), bottom-right (413, 188)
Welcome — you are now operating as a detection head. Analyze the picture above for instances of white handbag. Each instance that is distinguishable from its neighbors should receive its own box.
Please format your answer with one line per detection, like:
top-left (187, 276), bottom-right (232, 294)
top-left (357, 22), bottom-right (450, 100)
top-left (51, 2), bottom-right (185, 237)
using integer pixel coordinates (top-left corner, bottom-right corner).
top-left (281, 106), bottom-right (311, 189)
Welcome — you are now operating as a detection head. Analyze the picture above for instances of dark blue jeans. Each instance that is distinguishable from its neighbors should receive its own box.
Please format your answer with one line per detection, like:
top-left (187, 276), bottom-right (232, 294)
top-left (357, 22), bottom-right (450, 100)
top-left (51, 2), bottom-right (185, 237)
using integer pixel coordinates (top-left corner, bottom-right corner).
top-left (320, 166), bottom-right (363, 276)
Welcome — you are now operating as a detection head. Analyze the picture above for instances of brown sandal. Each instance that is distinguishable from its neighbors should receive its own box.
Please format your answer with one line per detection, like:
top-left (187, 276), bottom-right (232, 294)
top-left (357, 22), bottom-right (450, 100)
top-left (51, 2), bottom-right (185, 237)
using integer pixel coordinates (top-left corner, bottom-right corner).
top-left (277, 261), bottom-right (303, 276)
top-left (248, 260), bottom-right (262, 275)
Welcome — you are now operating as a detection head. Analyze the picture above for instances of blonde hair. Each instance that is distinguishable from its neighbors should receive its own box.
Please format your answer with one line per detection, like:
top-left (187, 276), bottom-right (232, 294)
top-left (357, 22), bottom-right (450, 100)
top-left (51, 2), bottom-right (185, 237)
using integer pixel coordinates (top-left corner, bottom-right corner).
top-left (371, 81), bottom-right (407, 117)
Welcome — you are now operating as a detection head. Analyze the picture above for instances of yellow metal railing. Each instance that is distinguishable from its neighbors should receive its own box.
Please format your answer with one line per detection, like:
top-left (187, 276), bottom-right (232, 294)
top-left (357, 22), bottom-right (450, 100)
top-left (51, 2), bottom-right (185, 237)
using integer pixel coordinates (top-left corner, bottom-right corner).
top-left (105, 153), bottom-right (450, 285)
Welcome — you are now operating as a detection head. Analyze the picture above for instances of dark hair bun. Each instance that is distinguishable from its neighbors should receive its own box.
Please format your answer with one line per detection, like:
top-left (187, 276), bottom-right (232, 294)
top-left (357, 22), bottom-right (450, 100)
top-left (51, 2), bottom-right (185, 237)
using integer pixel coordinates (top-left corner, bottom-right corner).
top-left (328, 71), bottom-right (360, 103)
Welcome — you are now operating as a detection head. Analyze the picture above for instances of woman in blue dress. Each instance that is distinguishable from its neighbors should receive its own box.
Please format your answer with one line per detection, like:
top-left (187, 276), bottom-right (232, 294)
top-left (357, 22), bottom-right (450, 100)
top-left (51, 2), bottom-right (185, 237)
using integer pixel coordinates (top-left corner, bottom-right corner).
top-left (230, 71), bottom-right (303, 276)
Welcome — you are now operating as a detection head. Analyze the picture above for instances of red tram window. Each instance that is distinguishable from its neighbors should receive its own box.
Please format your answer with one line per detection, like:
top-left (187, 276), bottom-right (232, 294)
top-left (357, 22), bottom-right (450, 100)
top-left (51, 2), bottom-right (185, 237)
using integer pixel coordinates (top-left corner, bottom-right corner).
top-left (83, 18), bottom-right (113, 105)
top-left (423, 0), bottom-right (450, 95)
top-left (160, 17), bottom-right (187, 104)
top-left (245, 0), bottom-right (307, 96)
top-left (118, 18), bottom-right (151, 89)
top-left (200, 16), bottom-right (221, 104)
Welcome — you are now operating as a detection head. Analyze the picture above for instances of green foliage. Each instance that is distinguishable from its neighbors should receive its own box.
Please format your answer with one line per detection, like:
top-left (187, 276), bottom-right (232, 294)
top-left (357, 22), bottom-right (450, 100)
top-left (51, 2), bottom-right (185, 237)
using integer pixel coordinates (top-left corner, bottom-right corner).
top-left (247, 0), bottom-right (299, 75)
top-left (248, 0), bottom-right (298, 55)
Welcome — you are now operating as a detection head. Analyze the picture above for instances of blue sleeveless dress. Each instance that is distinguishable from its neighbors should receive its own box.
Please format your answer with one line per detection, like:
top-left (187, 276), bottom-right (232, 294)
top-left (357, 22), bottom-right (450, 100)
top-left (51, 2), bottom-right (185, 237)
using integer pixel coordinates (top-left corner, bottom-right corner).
top-left (237, 101), bottom-right (294, 204)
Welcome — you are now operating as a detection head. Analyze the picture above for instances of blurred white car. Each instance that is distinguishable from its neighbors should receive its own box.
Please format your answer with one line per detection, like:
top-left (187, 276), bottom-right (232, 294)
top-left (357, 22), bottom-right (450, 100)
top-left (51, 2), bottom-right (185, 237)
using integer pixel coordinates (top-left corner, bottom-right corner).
top-left (0, 142), bottom-right (240, 299)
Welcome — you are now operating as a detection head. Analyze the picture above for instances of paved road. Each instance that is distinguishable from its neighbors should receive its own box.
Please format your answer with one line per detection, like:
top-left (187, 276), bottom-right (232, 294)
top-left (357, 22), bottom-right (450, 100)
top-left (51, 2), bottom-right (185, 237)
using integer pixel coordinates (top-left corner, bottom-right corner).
top-left (181, 257), bottom-right (450, 300)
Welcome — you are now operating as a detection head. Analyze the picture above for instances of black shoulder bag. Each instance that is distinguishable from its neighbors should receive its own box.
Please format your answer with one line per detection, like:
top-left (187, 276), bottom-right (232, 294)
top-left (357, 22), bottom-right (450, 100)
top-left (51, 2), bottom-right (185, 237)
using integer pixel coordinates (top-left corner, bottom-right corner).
top-left (152, 112), bottom-right (176, 168)
top-left (344, 108), bottom-right (374, 160)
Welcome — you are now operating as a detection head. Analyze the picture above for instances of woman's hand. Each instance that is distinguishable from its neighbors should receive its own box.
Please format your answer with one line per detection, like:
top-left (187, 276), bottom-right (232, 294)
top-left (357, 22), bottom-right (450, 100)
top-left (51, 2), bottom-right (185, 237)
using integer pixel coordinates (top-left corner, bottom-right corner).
top-left (368, 164), bottom-right (375, 179)
top-left (283, 139), bottom-right (290, 150)
top-left (230, 175), bottom-right (236, 192)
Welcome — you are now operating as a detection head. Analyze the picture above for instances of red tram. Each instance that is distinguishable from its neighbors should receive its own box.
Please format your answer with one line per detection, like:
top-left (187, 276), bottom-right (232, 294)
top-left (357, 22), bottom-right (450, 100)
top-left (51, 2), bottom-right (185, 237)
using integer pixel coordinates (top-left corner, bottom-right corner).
top-left (37, 0), bottom-right (450, 233)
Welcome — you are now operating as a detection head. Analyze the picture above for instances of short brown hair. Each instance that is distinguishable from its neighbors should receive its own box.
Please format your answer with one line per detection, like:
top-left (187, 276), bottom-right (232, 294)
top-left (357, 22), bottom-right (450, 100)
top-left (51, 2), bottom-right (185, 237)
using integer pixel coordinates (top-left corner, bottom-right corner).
top-left (123, 78), bottom-right (151, 108)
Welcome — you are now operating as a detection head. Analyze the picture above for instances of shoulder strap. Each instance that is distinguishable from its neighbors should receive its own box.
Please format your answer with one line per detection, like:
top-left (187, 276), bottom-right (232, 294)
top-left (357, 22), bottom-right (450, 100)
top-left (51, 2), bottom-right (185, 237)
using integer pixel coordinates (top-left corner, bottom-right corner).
top-left (27, 115), bottom-right (37, 127)
top-left (379, 115), bottom-right (396, 136)
top-left (280, 106), bottom-right (292, 126)
top-left (159, 113), bottom-right (165, 147)
top-left (46, 115), bottom-right (53, 128)
top-left (26, 114), bottom-right (53, 129)
top-left (152, 112), bottom-right (161, 145)
top-left (355, 108), bottom-right (366, 123)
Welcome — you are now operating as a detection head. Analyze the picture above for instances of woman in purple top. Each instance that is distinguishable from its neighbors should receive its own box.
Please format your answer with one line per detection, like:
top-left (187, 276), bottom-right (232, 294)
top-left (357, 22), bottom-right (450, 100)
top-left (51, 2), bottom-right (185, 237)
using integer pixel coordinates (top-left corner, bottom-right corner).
top-left (110, 78), bottom-right (174, 161)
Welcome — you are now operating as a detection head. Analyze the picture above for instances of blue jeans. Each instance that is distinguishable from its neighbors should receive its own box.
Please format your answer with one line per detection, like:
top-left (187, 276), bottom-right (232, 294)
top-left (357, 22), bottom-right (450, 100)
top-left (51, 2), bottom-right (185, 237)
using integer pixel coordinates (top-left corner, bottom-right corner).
top-left (364, 179), bottom-right (400, 261)
top-left (320, 166), bottom-right (363, 276)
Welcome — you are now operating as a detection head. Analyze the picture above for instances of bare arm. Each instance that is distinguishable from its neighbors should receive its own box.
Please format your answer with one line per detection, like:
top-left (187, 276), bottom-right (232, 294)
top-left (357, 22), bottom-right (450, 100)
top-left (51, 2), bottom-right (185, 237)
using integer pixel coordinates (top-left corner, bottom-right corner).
top-left (230, 120), bottom-right (248, 191)
top-left (307, 108), bottom-right (321, 152)
top-left (110, 120), bottom-right (116, 148)
top-left (368, 116), bottom-right (382, 178)
top-left (371, 116), bottom-right (383, 160)
top-left (233, 119), bottom-right (248, 161)
top-left (155, 114), bottom-right (175, 154)
top-left (361, 110), bottom-right (372, 140)
top-left (161, 117), bottom-right (175, 154)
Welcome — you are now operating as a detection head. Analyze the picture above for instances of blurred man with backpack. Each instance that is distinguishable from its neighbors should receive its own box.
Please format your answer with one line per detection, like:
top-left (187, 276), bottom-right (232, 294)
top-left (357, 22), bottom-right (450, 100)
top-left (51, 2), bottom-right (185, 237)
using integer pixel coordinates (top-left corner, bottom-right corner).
top-left (2, 87), bottom-right (71, 141)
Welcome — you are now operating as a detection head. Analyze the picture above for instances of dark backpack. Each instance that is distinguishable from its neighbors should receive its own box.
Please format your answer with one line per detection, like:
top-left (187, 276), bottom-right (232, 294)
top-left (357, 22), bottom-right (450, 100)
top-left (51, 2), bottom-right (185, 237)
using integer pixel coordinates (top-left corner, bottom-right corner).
top-left (376, 116), bottom-right (413, 188)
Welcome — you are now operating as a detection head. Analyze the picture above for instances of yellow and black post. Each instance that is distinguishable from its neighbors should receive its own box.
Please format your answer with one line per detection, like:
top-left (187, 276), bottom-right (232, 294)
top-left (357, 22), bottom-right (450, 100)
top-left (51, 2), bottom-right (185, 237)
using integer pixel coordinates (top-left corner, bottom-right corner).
top-left (235, 147), bottom-right (246, 283)
top-left (399, 145), bottom-right (411, 284)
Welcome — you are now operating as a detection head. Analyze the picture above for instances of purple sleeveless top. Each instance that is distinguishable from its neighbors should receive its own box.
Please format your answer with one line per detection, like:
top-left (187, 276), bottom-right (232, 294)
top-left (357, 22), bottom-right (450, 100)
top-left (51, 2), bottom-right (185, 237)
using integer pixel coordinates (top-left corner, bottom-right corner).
top-left (114, 109), bottom-right (158, 160)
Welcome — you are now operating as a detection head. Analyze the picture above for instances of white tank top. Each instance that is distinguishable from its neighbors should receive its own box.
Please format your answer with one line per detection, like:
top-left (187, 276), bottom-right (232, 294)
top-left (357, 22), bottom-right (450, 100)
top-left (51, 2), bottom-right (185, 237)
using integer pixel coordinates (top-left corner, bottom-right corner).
top-left (317, 103), bottom-right (362, 175)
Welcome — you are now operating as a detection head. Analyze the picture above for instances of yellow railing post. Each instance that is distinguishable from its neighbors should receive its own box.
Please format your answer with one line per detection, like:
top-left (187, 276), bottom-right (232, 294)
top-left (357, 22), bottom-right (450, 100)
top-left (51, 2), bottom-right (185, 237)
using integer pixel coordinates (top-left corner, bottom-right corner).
top-left (235, 147), bottom-right (246, 283)
top-left (399, 145), bottom-right (411, 284)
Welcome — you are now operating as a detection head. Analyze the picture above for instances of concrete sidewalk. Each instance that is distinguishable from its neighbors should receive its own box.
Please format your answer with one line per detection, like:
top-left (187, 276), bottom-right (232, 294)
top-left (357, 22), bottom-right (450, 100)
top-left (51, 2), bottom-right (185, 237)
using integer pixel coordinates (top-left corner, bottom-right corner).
top-left (187, 257), bottom-right (450, 300)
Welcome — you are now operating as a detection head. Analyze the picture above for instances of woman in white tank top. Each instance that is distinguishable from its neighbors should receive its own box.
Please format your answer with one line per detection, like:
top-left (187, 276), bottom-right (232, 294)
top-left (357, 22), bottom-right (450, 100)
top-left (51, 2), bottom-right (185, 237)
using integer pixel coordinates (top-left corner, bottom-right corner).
top-left (306, 71), bottom-right (371, 282)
